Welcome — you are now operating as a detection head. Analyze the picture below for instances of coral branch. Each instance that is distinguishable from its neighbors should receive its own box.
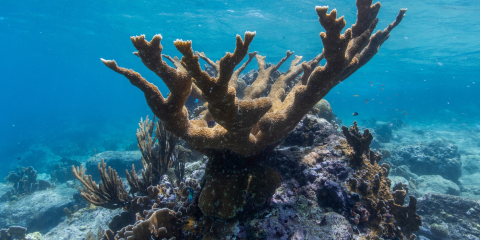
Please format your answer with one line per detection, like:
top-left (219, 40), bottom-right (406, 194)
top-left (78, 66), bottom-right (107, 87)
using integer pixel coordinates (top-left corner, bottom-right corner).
top-left (72, 159), bottom-right (132, 209)
top-left (102, 0), bottom-right (406, 157)
top-left (229, 51), bottom-right (258, 90)
top-left (244, 50), bottom-right (294, 99)
top-left (135, 116), bottom-right (178, 185)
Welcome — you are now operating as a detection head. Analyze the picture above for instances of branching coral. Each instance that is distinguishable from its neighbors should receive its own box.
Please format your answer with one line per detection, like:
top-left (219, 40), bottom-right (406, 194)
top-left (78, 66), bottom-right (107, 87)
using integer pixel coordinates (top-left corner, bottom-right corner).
top-left (72, 159), bottom-right (132, 209)
top-left (126, 116), bottom-right (179, 195)
top-left (101, 0), bottom-right (406, 157)
top-left (342, 121), bottom-right (374, 166)
top-left (136, 116), bottom-right (178, 183)
top-left (100, 0), bottom-right (407, 225)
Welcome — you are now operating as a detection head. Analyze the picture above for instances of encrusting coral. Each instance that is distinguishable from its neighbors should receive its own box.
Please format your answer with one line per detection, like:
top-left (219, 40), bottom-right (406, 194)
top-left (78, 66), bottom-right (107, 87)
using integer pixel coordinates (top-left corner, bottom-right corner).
top-left (343, 121), bottom-right (421, 239)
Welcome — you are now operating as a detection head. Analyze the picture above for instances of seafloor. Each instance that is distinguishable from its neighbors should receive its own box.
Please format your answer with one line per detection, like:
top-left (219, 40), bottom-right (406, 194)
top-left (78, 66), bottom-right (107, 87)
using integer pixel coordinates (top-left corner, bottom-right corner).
top-left (1, 70), bottom-right (480, 240)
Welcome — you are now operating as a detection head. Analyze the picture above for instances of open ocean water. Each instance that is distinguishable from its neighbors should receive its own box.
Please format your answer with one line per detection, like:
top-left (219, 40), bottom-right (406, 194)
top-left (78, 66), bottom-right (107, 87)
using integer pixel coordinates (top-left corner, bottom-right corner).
top-left (0, 0), bottom-right (479, 239)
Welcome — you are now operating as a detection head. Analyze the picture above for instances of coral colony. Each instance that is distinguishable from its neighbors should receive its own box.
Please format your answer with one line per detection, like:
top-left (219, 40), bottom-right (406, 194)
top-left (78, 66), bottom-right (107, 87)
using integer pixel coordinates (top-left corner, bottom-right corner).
top-left (67, 0), bottom-right (420, 239)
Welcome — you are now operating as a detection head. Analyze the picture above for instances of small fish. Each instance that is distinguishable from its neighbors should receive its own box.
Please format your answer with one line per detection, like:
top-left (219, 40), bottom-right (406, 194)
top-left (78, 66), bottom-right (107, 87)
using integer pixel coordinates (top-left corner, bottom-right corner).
top-left (381, 84), bottom-right (385, 86)
top-left (387, 97), bottom-right (391, 99)
top-left (207, 121), bottom-right (216, 128)
top-left (395, 109), bottom-right (398, 111)
top-left (401, 109), bottom-right (405, 111)
top-left (370, 84), bottom-right (374, 87)
top-left (403, 113), bottom-right (408, 115)
top-left (368, 81), bottom-right (373, 83)
top-left (16, 157), bottom-right (21, 161)
top-left (364, 99), bottom-right (369, 103)
top-left (353, 95), bottom-right (359, 97)
top-left (187, 187), bottom-right (195, 203)
top-left (380, 88), bottom-right (384, 91)
top-left (352, 112), bottom-right (359, 116)
top-left (395, 94), bottom-right (398, 96)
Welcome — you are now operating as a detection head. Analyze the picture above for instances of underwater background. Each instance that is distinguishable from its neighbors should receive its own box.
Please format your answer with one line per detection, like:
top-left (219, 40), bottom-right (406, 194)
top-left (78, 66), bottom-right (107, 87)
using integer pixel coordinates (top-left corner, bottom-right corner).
top-left (1, 0), bottom-right (479, 239)
top-left (1, 0), bottom-right (479, 170)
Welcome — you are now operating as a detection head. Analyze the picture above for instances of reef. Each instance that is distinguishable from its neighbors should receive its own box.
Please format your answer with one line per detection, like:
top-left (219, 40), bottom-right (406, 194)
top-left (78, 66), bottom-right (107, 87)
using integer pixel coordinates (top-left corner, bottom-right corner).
top-left (0, 226), bottom-right (27, 240)
top-left (388, 140), bottom-right (462, 182)
top-left (101, 0), bottom-right (405, 220)
top-left (101, 0), bottom-right (406, 156)
top-left (342, 121), bottom-right (421, 238)
top-left (72, 158), bottom-right (132, 209)
top-left (1, 166), bottom-right (50, 202)
top-left (69, 0), bottom-right (411, 239)
top-left (416, 193), bottom-right (480, 239)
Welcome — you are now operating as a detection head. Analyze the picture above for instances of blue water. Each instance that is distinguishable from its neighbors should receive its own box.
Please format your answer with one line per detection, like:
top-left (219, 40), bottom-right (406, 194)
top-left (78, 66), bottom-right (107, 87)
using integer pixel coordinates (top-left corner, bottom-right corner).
top-left (1, 0), bottom-right (479, 174)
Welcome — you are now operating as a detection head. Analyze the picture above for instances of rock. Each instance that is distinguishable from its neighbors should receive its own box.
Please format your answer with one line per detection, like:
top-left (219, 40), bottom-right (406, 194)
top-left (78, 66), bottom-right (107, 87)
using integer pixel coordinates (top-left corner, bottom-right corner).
top-left (242, 205), bottom-right (300, 240)
top-left (415, 175), bottom-right (460, 197)
top-left (85, 151), bottom-right (142, 181)
top-left (369, 138), bottom-right (383, 149)
top-left (390, 165), bottom-right (419, 180)
top-left (417, 193), bottom-right (480, 240)
top-left (317, 180), bottom-right (359, 212)
top-left (462, 155), bottom-right (480, 176)
top-left (458, 172), bottom-right (480, 198)
top-left (314, 99), bottom-right (333, 122)
top-left (317, 212), bottom-right (353, 239)
top-left (429, 223), bottom-right (449, 237)
top-left (389, 140), bottom-right (462, 182)
top-left (283, 115), bottom-right (339, 147)
top-left (267, 146), bottom-right (307, 182)
top-left (0, 183), bottom-right (11, 196)
top-left (389, 176), bottom-right (408, 189)
top-left (374, 122), bottom-right (393, 143)
top-left (0, 183), bottom-right (78, 233)
top-left (459, 155), bottom-right (480, 195)
top-left (241, 69), bottom-right (259, 86)
top-left (388, 118), bottom-right (406, 130)
top-left (43, 207), bottom-right (122, 240)
top-left (25, 231), bottom-right (42, 240)
top-left (190, 169), bottom-right (205, 182)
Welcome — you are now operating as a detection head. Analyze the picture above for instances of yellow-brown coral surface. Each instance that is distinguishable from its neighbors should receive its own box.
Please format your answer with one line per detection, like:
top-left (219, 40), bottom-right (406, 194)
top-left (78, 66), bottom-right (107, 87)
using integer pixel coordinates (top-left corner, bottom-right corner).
top-left (101, 0), bottom-right (407, 157)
